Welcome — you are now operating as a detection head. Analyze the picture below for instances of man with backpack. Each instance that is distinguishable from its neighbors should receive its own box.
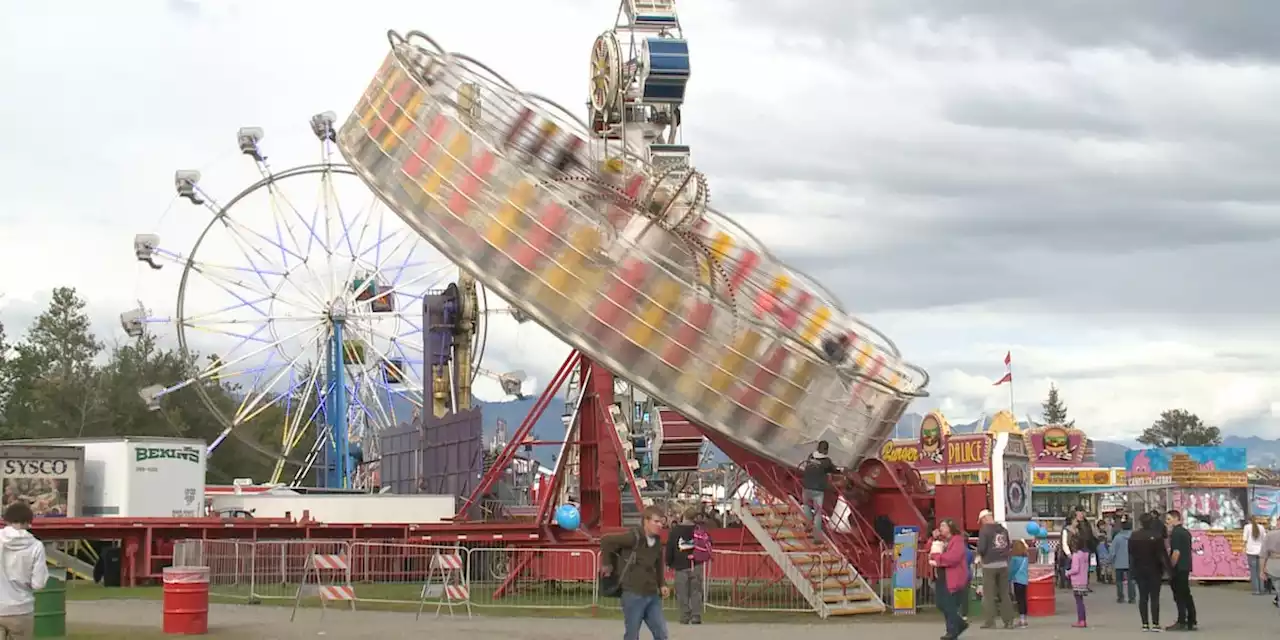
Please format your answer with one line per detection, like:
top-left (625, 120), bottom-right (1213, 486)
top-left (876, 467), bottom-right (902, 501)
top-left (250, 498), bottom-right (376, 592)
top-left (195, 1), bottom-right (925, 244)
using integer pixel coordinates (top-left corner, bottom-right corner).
top-left (601, 505), bottom-right (670, 640)
top-left (665, 508), bottom-right (711, 625)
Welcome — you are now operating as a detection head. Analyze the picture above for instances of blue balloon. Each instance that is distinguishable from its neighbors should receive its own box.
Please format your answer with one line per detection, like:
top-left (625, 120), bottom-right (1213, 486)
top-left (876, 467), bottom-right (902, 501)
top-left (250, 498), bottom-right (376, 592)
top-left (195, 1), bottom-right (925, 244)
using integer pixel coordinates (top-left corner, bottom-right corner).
top-left (1036, 527), bottom-right (1049, 539)
top-left (554, 504), bottom-right (581, 530)
top-left (1026, 523), bottom-right (1042, 537)
top-left (1038, 542), bottom-right (1051, 555)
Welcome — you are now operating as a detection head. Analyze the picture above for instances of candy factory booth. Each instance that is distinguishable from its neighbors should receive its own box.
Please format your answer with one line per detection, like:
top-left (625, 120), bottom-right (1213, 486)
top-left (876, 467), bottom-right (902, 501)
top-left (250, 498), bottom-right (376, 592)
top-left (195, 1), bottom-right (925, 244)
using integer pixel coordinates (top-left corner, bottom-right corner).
top-left (1123, 447), bottom-right (1251, 581)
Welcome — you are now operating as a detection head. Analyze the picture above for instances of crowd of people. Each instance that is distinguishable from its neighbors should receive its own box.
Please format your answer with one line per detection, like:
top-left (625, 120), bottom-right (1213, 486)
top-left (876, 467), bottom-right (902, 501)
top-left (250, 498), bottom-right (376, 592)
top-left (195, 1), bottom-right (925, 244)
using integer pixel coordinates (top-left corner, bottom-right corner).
top-left (928, 504), bottom-right (1280, 639)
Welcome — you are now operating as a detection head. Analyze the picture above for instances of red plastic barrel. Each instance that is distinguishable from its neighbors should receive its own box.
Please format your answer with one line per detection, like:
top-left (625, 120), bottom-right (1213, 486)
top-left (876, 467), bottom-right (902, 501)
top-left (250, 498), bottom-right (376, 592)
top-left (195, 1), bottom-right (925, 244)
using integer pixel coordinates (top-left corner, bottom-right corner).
top-left (1026, 575), bottom-right (1055, 617)
top-left (162, 566), bottom-right (210, 635)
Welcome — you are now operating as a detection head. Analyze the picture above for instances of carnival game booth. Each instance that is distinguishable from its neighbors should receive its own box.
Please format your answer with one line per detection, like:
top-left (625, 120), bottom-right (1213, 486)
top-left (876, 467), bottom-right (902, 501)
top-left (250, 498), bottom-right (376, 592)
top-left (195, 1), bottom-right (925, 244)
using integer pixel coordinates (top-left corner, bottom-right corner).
top-left (1122, 447), bottom-right (1251, 581)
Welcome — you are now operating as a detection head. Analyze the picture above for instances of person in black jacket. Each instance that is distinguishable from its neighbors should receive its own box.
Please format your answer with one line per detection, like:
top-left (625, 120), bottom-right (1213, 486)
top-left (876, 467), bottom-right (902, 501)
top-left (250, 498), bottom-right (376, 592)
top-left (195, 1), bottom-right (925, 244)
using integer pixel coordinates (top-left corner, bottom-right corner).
top-left (1128, 512), bottom-right (1171, 631)
top-left (1165, 510), bottom-right (1197, 631)
top-left (664, 508), bottom-right (706, 625)
top-left (799, 441), bottom-right (838, 540)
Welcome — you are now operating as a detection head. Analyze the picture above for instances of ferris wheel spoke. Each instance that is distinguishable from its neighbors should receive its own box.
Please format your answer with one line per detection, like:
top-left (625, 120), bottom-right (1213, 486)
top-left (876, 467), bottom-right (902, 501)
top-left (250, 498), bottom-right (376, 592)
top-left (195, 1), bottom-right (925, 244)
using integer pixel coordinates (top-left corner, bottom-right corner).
top-left (183, 321), bottom-right (274, 347)
top-left (153, 248), bottom-right (287, 278)
top-left (338, 217), bottom-right (421, 307)
top-left (283, 365), bottom-right (325, 453)
top-left (261, 173), bottom-right (346, 305)
top-left (183, 254), bottom-right (312, 313)
top-left (230, 348), bottom-right (284, 423)
top-left (235, 347), bottom-right (317, 426)
top-left (192, 320), bottom-right (326, 384)
top-left (214, 218), bottom-right (291, 292)
top-left (346, 367), bottom-right (398, 433)
top-left (345, 325), bottom-right (425, 409)
top-left (363, 265), bottom-right (452, 310)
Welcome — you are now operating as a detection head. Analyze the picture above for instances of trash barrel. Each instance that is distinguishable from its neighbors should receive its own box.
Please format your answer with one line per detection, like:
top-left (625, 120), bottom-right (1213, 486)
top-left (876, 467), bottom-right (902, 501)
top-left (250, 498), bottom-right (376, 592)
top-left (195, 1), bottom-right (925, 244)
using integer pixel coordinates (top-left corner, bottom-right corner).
top-left (1026, 574), bottom-right (1055, 617)
top-left (33, 576), bottom-right (66, 638)
top-left (966, 584), bottom-right (982, 619)
top-left (162, 566), bottom-right (210, 635)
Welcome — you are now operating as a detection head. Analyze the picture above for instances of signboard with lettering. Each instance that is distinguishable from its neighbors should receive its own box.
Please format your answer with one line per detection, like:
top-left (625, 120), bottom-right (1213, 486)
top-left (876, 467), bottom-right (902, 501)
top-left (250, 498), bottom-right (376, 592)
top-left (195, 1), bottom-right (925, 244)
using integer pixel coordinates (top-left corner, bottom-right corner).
top-left (881, 435), bottom-right (989, 469)
top-left (1033, 469), bottom-right (1117, 486)
top-left (892, 526), bottom-right (919, 615)
top-left (1126, 447), bottom-right (1247, 487)
top-left (1, 457), bottom-right (78, 518)
top-left (128, 442), bottom-right (206, 518)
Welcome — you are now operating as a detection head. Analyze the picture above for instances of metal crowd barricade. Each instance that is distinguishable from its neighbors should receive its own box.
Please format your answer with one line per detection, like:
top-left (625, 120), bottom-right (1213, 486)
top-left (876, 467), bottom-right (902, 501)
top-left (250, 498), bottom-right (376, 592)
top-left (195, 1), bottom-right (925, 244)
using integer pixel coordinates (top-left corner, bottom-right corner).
top-left (702, 548), bottom-right (813, 613)
top-left (466, 547), bottom-right (599, 610)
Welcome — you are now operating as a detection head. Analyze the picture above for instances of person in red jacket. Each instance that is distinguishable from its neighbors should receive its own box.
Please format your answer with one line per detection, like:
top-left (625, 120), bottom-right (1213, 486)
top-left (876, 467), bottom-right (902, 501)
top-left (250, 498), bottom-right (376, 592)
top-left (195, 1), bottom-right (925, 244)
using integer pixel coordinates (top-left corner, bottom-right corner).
top-left (930, 519), bottom-right (970, 640)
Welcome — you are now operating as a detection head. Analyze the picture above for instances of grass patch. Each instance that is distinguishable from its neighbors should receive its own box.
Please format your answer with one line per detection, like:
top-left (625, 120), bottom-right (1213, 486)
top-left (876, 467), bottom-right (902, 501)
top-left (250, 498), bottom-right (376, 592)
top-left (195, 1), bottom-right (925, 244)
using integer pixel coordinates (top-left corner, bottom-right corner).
top-left (65, 581), bottom-right (831, 623)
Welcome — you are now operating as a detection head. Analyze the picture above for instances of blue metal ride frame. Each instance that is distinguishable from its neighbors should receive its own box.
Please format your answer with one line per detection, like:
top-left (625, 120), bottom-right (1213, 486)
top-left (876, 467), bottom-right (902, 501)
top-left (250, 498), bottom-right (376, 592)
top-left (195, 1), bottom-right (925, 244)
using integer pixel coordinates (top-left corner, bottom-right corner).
top-left (324, 321), bottom-right (352, 488)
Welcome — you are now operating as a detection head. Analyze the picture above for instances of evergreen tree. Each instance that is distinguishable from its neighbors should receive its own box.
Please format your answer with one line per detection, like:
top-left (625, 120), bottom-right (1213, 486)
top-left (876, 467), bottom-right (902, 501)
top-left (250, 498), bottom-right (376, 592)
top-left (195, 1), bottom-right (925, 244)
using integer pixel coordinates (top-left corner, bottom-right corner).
top-left (1040, 383), bottom-right (1074, 426)
top-left (2, 287), bottom-right (105, 437)
top-left (1137, 409), bottom-right (1222, 447)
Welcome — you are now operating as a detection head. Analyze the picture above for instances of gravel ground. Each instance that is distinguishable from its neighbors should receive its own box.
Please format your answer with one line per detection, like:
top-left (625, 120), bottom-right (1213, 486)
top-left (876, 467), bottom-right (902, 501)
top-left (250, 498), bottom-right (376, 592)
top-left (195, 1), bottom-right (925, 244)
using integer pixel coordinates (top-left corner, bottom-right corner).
top-left (70, 585), bottom-right (1276, 639)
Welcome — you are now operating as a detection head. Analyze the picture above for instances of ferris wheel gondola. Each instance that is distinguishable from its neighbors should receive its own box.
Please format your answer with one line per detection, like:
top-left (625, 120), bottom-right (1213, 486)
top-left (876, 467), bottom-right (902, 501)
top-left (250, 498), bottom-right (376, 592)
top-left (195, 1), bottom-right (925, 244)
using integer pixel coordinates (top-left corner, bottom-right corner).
top-left (124, 112), bottom-right (525, 488)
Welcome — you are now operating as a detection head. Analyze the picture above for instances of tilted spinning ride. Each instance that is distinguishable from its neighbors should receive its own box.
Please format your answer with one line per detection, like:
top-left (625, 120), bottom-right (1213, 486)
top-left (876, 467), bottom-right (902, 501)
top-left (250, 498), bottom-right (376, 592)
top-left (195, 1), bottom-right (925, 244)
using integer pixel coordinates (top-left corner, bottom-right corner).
top-left (125, 114), bottom-right (530, 489)
top-left (336, 0), bottom-right (931, 498)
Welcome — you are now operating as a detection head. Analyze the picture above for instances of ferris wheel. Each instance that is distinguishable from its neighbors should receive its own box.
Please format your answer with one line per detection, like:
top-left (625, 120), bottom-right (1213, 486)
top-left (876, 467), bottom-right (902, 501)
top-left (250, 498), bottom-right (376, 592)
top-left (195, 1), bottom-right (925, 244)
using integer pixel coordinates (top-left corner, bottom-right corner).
top-left (123, 111), bottom-right (528, 488)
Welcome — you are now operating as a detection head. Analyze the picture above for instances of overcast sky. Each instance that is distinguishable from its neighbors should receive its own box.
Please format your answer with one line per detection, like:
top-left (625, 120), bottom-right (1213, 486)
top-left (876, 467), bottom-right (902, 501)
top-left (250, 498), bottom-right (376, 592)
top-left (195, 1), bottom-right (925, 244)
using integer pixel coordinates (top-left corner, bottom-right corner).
top-left (1, 0), bottom-right (1277, 443)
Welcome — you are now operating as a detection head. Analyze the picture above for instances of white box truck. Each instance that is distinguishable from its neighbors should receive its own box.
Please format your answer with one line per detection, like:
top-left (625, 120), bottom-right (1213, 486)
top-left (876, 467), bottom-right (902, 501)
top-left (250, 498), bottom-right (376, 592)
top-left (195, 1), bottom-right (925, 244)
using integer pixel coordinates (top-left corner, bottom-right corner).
top-left (9, 437), bottom-right (206, 518)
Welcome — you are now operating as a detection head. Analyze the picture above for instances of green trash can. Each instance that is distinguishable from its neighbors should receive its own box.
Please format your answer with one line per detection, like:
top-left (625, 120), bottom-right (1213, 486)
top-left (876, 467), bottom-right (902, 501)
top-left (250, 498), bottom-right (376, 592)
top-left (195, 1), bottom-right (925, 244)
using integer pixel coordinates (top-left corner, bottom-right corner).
top-left (965, 584), bottom-right (982, 619)
top-left (34, 576), bottom-right (66, 638)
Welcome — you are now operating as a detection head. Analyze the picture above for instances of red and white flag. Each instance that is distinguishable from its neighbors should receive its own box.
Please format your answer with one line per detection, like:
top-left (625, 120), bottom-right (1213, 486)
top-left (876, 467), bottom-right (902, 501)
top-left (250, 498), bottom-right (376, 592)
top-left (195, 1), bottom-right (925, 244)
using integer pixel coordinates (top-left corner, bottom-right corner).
top-left (993, 351), bottom-right (1012, 386)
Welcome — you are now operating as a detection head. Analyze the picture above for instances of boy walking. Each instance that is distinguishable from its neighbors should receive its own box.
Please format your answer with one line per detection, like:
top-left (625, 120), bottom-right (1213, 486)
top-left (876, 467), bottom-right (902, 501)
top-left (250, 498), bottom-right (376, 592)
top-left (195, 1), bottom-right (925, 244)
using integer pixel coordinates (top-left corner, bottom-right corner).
top-left (602, 506), bottom-right (670, 640)
top-left (0, 502), bottom-right (49, 639)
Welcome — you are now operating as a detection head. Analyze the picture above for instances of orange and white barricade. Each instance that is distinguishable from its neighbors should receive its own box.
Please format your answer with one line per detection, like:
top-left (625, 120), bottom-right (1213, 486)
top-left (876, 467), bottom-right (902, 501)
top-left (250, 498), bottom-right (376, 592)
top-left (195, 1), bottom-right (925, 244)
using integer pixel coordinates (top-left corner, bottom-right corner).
top-left (291, 553), bottom-right (355, 621)
top-left (418, 550), bottom-right (471, 619)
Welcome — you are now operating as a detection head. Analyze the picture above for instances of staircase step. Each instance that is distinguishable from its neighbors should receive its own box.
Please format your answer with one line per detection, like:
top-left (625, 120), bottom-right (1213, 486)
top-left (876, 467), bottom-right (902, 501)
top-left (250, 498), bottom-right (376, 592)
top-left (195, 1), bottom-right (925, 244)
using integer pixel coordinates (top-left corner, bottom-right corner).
top-left (791, 553), bottom-right (844, 566)
top-left (827, 600), bottom-right (886, 616)
top-left (819, 588), bottom-right (875, 604)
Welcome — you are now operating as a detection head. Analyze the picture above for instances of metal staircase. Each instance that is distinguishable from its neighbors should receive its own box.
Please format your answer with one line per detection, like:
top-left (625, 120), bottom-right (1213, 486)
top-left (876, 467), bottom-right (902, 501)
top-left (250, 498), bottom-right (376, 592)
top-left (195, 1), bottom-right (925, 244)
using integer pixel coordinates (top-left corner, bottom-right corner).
top-left (46, 542), bottom-right (95, 581)
top-left (731, 496), bottom-right (884, 617)
top-left (605, 402), bottom-right (649, 527)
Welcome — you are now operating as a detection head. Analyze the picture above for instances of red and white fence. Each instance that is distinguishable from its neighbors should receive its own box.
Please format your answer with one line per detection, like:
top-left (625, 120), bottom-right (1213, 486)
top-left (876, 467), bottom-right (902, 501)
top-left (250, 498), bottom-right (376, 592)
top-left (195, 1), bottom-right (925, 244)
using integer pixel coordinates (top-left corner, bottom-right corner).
top-left (173, 540), bottom-right (813, 614)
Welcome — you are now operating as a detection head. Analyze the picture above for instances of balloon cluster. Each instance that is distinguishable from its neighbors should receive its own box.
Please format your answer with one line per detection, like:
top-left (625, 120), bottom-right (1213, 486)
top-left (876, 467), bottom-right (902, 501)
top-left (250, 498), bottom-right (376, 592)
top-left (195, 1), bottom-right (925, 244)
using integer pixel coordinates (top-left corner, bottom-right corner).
top-left (1025, 520), bottom-right (1049, 538)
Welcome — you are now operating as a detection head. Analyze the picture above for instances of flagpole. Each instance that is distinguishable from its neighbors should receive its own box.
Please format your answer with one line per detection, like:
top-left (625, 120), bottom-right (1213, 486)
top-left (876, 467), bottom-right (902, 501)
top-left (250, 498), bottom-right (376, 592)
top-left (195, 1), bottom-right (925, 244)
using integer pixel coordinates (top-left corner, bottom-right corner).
top-left (1008, 353), bottom-right (1015, 414)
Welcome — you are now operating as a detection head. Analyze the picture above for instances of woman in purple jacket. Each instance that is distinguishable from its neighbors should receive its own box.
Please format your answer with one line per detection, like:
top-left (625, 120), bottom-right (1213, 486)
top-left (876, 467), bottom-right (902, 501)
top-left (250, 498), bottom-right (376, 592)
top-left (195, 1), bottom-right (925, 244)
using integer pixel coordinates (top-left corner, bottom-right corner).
top-left (930, 519), bottom-right (970, 640)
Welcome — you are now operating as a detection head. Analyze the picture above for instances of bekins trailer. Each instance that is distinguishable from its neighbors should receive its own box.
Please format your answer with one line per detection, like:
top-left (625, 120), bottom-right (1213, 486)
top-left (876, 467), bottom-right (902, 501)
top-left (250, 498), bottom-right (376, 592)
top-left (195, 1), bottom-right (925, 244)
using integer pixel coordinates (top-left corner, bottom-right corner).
top-left (8, 437), bottom-right (206, 518)
top-left (0, 445), bottom-right (85, 517)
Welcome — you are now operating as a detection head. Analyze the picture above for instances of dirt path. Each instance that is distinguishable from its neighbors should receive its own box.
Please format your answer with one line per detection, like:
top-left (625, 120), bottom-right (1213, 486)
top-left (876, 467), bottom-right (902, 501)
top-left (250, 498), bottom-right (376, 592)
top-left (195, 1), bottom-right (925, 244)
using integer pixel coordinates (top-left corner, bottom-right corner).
top-left (69, 585), bottom-right (1275, 639)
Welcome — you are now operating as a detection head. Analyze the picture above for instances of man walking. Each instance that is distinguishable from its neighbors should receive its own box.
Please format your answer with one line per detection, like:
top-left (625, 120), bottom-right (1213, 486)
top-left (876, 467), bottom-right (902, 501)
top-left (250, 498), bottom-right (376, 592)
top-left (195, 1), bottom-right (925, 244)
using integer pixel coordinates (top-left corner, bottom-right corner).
top-left (1165, 510), bottom-right (1197, 631)
top-left (664, 508), bottom-right (708, 625)
top-left (601, 506), bottom-right (670, 640)
top-left (0, 502), bottom-right (49, 639)
top-left (975, 509), bottom-right (1016, 629)
top-left (1109, 518), bottom-right (1135, 604)
top-left (799, 441), bottom-right (838, 540)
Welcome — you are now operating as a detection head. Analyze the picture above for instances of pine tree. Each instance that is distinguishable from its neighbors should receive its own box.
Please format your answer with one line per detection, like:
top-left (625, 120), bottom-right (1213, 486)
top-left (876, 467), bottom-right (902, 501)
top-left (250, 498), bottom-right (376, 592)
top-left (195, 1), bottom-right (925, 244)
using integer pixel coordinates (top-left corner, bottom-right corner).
top-left (1040, 383), bottom-right (1074, 426)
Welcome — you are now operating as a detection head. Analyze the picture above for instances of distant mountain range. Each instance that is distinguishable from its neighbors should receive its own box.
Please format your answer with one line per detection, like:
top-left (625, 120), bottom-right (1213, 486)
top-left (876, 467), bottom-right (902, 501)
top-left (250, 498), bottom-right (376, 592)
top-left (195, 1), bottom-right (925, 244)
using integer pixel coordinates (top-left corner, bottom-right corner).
top-left (455, 402), bottom-right (1280, 471)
